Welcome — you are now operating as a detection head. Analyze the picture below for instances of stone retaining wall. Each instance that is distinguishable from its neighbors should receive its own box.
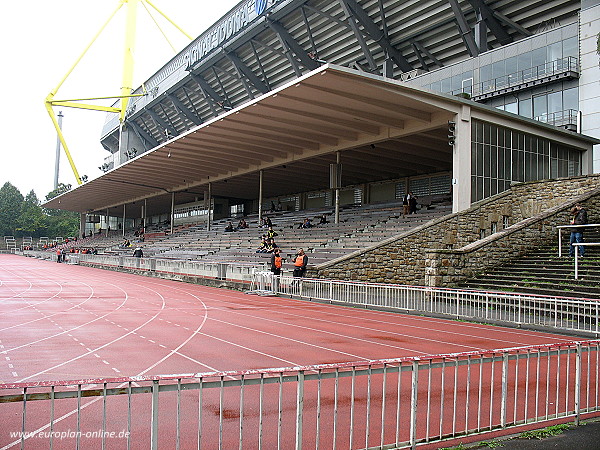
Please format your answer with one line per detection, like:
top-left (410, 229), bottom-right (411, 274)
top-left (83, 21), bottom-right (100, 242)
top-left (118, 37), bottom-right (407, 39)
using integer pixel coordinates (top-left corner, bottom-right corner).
top-left (314, 175), bottom-right (600, 286)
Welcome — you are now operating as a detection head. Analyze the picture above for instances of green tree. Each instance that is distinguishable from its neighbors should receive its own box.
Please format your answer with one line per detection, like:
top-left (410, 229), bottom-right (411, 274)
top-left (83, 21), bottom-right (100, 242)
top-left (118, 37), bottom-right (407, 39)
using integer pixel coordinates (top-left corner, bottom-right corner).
top-left (17, 191), bottom-right (48, 238)
top-left (0, 182), bottom-right (24, 236)
top-left (44, 183), bottom-right (79, 238)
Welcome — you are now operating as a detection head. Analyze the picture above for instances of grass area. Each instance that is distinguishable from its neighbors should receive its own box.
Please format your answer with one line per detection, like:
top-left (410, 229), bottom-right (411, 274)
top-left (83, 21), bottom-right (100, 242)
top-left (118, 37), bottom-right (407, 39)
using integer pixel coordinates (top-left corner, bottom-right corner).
top-left (441, 422), bottom-right (575, 449)
top-left (518, 423), bottom-right (571, 440)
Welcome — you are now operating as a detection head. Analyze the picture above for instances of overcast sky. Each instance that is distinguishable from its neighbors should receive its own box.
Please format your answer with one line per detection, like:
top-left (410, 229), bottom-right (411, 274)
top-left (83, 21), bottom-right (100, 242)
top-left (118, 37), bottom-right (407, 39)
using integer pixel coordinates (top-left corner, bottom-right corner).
top-left (0, 0), bottom-right (239, 200)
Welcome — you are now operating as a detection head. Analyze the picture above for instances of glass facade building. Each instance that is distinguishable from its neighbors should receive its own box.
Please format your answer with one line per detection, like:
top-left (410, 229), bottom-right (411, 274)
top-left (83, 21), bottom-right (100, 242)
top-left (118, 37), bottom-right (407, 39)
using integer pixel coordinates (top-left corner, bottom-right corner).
top-left (471, 120), bottom-right (582, 202)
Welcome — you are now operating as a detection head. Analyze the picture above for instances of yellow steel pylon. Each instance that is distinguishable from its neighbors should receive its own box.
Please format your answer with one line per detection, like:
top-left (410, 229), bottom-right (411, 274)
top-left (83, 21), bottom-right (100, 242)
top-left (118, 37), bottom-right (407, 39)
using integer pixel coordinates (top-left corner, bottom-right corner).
top-left (45, 0), bottom-right (192, 185)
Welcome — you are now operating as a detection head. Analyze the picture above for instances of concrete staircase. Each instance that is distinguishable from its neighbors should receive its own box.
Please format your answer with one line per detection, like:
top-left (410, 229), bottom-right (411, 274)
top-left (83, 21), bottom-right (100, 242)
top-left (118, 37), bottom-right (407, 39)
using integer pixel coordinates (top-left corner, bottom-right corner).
top-left (460, 229), bottom-right (600, 299)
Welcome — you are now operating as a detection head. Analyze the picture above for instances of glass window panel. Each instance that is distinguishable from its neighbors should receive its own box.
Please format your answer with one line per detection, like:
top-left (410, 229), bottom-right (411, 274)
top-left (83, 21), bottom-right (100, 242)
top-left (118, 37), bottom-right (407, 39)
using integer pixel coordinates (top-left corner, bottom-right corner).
top-left (491, 146), bottom-right (498, 179)
top-left (493, 61), bottom-right (506, 88)
top-left (559, 159), bottom-right (568, 177)
top-left (451, 74), bottom-right (462, 92)
top-left (532, 47), bottom-right (546, 67)
top-left (484, 123), bottom-right (491, 144)
top-left (483, 177), bottom-right (491, 199)
top-left (563, 87), bottom-right (578, 111)
top-left (430, 80), bottom-right (441, 92)
top-left (518, 133), bottom-right (525, 151)
top-left (484, 145), bottom-right (492, 177)
top-left (541, 152), bottom-right (549, 179)
top-left (480, 64), bottom-right (492, 82)
top-left (498, 128), bottom-right (505, 147)
top-left (533, 95), bottom-right (547, 119)
top-left (471, 176), bottom-right (478, 202)
top-left (518, 151), bottom-right (525, 181)
top-left (505, 56), bottom-right (518, 84)
top-left (563, 37), bottom-right (578, 58)
top-left (547, 41), bottom-right (562, 63)
top-left (504, 147), bottom-right (512, 179)
top-left (492, 60), bottom-right (505, 78)
top-left (518, 52), bottom-right (532, 72)
top-left (441, 78), bottom-right (452, 93)
top-left (505, 101), bottom-right (518, 114)
top-left (490, 125), bottom-right (497, 146)
top-left (476, 121), bottom-right (483, 142)
top-left (550, 158), bottom-right (558, 178)
top-left (547, 91), bottom-right (562, 114)
top-left (519, 98), bottom-right (532, 118)
top-left (461, 76), bottom-right (473, 95)
top-left (477, 143), bottom-right (484, 176)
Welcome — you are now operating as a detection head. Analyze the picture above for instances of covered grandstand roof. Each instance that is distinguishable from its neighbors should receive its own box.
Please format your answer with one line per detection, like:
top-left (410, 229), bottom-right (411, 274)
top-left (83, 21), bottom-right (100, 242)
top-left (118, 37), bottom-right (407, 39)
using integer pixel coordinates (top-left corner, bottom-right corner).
top-left (44, 64), bottom-right (597, 217)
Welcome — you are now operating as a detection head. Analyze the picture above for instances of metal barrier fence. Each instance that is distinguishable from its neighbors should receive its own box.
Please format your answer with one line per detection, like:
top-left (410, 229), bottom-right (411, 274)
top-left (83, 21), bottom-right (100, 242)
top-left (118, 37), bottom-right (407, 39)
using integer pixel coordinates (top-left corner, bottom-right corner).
top-left (254, 273), bottom-right (600, 337)
top-left (22, 251), bottom-right (267, 284)
top-left (1, 341), bottom-right (599, 449)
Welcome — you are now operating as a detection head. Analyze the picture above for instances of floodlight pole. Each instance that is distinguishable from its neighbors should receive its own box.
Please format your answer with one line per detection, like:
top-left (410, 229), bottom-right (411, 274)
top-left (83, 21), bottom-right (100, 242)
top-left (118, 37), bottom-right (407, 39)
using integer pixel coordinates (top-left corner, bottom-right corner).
top-left (53, 111), bottom-right (64, 190)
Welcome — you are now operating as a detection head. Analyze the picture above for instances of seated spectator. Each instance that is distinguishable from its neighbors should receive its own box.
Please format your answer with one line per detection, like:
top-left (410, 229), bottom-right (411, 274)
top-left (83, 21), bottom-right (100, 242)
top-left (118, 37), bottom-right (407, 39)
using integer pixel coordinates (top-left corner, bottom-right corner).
top-left (318, 214), bottom-right (328, 225)
top-left (133, 247), bottom-right (143, 258)
top-left (256, 236), bottom-right (268, 253)
top-left (266, 226), bottom-right (278, 239)
top-left (265, 238), bottom-right (278, 253)
top-left (298, 218), bottom-right (313, 229)
top-left (237, 218), bottom-right (248, 229)
top-left (224, 221), bottom-right (235, 232)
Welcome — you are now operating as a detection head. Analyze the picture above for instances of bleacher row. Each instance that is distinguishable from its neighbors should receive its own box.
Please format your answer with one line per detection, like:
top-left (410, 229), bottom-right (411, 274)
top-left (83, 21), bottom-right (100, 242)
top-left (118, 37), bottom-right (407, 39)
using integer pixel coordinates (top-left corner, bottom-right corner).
top-left (105, 199), bottom-right (452, 270)
top-left (22, 198), bottom-right (452, 269)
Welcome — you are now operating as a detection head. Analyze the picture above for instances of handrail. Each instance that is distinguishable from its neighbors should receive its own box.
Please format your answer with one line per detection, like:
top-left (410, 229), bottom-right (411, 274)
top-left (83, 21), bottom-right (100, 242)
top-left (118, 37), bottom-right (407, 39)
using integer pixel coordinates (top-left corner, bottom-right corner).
top-left (557, 223), bottom-right (600, 257)
top-left (573, 242), bottom-right (600, 279)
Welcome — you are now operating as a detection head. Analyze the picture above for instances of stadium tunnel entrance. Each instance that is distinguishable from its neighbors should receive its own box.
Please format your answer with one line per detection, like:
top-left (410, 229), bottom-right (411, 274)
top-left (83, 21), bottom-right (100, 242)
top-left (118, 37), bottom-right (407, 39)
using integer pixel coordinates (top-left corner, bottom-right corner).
top-left (43, 65), bottom-right (595, 232)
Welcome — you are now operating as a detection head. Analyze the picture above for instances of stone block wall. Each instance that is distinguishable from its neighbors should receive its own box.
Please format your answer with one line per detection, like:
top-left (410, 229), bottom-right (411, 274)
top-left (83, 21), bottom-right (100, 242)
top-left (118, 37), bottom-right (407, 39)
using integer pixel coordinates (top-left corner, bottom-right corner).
top-left (314, 175), bottom-right (600, 286)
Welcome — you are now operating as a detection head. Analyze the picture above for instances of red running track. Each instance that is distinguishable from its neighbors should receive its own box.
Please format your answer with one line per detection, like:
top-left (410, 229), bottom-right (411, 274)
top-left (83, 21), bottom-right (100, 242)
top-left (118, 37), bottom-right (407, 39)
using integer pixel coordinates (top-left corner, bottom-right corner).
top-left (0, 255), bottom-right (583, 448)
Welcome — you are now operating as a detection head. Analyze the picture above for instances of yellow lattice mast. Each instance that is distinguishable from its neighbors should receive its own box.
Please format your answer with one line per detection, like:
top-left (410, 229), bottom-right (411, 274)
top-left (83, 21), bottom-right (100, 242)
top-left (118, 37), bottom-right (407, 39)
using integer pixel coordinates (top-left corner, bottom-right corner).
top-left (45, 0), bottom-right (192, 185)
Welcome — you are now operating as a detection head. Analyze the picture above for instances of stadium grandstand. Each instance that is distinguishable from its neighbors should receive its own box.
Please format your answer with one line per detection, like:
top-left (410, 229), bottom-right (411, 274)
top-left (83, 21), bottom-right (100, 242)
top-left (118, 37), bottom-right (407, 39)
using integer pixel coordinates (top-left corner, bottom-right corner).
top-left (40, 0), bottom-right (600, 284)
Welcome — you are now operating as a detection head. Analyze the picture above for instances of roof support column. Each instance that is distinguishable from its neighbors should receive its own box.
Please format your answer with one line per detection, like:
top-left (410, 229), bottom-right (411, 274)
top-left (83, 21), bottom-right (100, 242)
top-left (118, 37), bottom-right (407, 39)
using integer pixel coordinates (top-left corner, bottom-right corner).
top-left (452, 106), bottom-right (472, 213)
top-left (143, 199), bottom-right (147, 233)
top-left (334, 152), bottom-right (341, 224)
top-left (123, 204), bottom-right (126, 237)
top-left (170, 192), bottom-right (175, 235)
top-left (80, 213), bottom-right (86, 240)
top-left (207, 184), bottom-right (212, 231)
top-left (258, 170), bottom-right (264, 224)
top-left (105, 209), bottom-right (109, 237)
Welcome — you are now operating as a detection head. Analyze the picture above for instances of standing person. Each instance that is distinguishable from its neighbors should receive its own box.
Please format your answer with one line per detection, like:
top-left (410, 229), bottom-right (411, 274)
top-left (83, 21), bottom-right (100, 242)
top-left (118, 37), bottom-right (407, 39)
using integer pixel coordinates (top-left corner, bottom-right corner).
top-left (402, 192), bottom-right (411, 217)
top-left (569, 204), bottom-right (588, 257)
top-left (270, 248), bottom-right (283, 275)
top-left (293, 248), bottom-right (308, 278)
top-left (408, 191), bottom-right (418, 214)
top-left (133, 247), bottom-right (144, 258)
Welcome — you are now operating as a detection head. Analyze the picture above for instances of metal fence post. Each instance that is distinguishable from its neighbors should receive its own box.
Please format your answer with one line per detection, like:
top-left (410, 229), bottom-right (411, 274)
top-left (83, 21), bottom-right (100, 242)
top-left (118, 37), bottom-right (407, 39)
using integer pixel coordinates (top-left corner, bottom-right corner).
top-left (151, 380), bottom-right (159, 450)
top-left (501, 354), bottom-right (509, 427)
top-left (575, 343), bottom-right (582, 426)
top-left (296, 371), bottom-right (305, 450)
top-left (410, 360), bottom-right (419, 449)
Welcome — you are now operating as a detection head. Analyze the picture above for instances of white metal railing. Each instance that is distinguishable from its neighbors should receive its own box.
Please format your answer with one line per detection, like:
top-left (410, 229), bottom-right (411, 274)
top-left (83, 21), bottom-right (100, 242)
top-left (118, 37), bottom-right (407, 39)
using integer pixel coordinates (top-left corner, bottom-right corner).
top-left (1, 340), bottom-right (598, 449)
top-left (556, 224), bottom-right (600, 257)
top-left (22, 251), bottom-right (267, 284)
top-left (253, 273), bottom-right (600, 336)
top-left (574, 243), bottom-right (600, 280)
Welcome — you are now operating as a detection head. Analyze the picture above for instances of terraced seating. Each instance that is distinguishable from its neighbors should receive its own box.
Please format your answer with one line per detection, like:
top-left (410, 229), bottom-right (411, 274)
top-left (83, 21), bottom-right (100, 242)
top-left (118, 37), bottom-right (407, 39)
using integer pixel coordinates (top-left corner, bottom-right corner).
top-left (131, 199), bottom-right (453, 269)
